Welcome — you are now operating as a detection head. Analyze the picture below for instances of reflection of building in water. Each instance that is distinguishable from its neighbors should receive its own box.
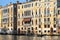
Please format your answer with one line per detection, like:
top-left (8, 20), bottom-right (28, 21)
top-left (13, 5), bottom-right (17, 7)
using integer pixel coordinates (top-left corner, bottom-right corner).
top-left (12, 35), bottom-right (17, 40)
top-left (0, 0), bottom-right (60, 35)
top-left (0, 35), bottom-right (59, 40)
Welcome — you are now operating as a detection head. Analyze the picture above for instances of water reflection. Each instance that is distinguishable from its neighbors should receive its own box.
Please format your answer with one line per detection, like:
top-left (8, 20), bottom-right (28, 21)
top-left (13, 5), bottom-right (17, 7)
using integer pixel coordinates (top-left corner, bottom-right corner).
top-left (1, 35), bottom-right (7, 40)
top-left (0, 35), bottom-right (59, 40)
top-left (12, 35), bottom-right (17, 40)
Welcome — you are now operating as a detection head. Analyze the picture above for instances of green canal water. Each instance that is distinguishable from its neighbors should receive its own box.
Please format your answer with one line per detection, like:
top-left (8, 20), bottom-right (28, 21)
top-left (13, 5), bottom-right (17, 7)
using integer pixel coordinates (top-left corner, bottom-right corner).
top-left (0, 35), bottom-right (60, 40)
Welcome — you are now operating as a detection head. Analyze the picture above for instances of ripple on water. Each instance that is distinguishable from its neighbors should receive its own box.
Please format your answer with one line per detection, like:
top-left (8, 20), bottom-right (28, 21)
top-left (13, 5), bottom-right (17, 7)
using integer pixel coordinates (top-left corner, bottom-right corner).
top-left (0, 35), bottom-right (59, 40)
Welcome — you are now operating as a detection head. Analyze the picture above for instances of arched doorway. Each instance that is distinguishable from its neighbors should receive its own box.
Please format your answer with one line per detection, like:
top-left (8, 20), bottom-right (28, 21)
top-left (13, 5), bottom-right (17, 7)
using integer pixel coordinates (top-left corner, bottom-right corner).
top-left (18, 28), bottom-right (20, 34)
top-left (50, 27), bottom-right (53, 35)
top-left (27, 28), bottom-right (30, 34)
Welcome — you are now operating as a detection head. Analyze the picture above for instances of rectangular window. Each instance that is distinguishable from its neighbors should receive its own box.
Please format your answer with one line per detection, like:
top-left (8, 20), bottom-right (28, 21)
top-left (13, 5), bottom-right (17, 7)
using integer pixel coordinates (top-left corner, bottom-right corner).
top-left (39, 0), bottom-right (41, 1)
top-left (48, 18), bottom-right (49, 21)
top-left (53, 30), bottom-right (56, 32)
top-left (22, 6), bottom-right (23, 8)
top-left (54, 18), bottom-right (56, 24)
top-left (47, 18), bottom-right (50, 24)
top-left (39, 30), bottom-right (41, 33)
top-left (24, 4), bottom-right (31, 8)
top-left (47, 8), bottom-right (50, 16)
top-left (54, 18), bottom-right (56, 21)
top-left (2, 18), bottom-right (7, 23)
top-left (24, 27), bottom-right (26, 30)
top-left (8, 24), bottom-right (9, 27)
top-left (32, 27), bottom-right (33, 30)
top-left (22, 13), bottom-right (23, 16)
top-left (32, 10), bottom-right (33, 15)
top-left (54, 24), bottom-right (56, 28)
top-left (36, 31), bottom-right (37, 33)
top-left (44, 0), bottom-right (47, 2)
top-left (24, 10), bottom-right (31, 16)
top-left (44, 30), bottom-right (46, 33)
top-left (48, 0), bottom-right (50, 1)
top-left (11, 17), bottom-right (12, 21)
top-left (44, 25), bottom-right (46, 28)
top-left (39, 9), bottom-right (41, 14)
top-left (36, 10), bottom-right (37, 15)
top-left (11, 28), bottom-right (13, 30)
top-left (21, 27), bottom-right (23, 30)
top-left (48, 30), bottom-right (50, 33)
top-left (36, 19), bottom-right (37, 25)
top-left (44, 8), bottom-right (46, 16)
top-left (54, 7), bottom-right (55, 14)
top-left (3, 9), bottom-right (8, 13)
top-left (39, 25), bottom-right (41, 28)
top-left (39, 19), bottom-right (41, 22)
top-left (35, 27), bottom-right (37, 30)
top-left (48, 25), bottom-right (50, 28)
top-left (18, 14), bottom-right (20, 19)
top-left (54, 7), bottom-right (56, 15)
top-left (32, 3), bottom-right (33, 7)
top-left (44, 18), bottom-right (46, 23)
top-left (44, 8), bottom-right (50, 16)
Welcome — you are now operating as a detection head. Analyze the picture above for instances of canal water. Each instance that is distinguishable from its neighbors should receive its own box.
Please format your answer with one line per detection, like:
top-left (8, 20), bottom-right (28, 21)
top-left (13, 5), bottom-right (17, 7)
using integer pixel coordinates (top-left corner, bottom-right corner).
top-left (0, 35), bottom-right (60, 40)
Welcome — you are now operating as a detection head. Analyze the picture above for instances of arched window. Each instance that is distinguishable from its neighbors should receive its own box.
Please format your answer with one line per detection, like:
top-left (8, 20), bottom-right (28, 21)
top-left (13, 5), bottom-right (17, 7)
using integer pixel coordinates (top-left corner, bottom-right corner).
top-left (44, 8), bottom-right (46, 16)
top-left (47, 8), bottom-right (50, 16)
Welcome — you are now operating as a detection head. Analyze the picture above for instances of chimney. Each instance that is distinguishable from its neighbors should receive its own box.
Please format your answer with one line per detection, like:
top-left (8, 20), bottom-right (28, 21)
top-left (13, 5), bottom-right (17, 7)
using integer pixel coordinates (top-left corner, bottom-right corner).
top-left (8, 2), bottom-right (12, 5)
top-left (10, 2), bottom-right (12, 4)
top-left (16, 1), bottom-right (19, 4)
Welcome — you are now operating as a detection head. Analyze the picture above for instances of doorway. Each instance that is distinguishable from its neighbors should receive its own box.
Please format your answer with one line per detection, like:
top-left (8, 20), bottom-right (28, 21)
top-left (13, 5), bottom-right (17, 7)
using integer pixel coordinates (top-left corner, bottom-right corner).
top-left (50, 27), bottom-right (53, 35)
top-left (18, 28), bottom-right (20, 34)
top-left (27, 28), bottom-right (30, 34)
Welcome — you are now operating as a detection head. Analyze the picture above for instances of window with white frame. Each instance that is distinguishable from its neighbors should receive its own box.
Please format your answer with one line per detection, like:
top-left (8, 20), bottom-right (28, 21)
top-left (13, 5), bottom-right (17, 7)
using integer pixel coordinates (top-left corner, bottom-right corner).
top-left (24, 10), bottom-right (31, 16)
top-left (17, 14), bottom-right (20, 19)
top-left (24, 4), bottom-right (31, 8)
top-left (2, 9), bottom-right (8, 14)
top-left (44, 8), bottom-right (46, 16)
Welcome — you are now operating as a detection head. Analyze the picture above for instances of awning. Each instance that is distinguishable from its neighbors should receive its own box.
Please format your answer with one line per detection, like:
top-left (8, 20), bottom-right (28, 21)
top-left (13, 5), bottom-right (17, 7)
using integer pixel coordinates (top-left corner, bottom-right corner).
top-left (23, 18), bottom-right (31, 22)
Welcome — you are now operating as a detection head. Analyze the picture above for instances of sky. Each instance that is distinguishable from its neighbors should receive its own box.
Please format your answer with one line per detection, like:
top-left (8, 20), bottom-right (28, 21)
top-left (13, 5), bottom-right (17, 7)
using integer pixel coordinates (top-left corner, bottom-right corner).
top-left (0, 0), bottom-right (26, 6)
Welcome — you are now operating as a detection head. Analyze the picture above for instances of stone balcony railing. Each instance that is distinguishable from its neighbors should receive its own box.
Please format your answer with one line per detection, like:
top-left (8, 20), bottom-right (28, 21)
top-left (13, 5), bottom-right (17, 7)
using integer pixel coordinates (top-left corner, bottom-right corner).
top-left (22, 15), bottom-right (32, 18)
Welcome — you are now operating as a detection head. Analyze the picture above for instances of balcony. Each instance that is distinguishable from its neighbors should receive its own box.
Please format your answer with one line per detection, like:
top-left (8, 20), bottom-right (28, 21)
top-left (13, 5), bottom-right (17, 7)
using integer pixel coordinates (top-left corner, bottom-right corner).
top-left (2, 21), bottom-right (8, 24)
top-left (23, 18), bottom-right (32, 26)
top-left (3, 12), bottom-right (7, 14)
top-left (44, 21), bottom-right (50, 24)
top-left (23, 23), bottom-right (31, 26)
top-left (37, 22), bottom-right (41, 25)
top-left (23, 21), bottom-right (32, 26)
top-left (22, 15), bottom-right (32, 18)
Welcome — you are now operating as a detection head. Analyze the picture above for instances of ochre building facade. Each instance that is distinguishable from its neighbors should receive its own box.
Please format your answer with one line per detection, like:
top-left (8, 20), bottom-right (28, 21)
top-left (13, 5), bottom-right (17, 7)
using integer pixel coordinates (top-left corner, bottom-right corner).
top-left (0, 0), bottom-right (60, 35)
